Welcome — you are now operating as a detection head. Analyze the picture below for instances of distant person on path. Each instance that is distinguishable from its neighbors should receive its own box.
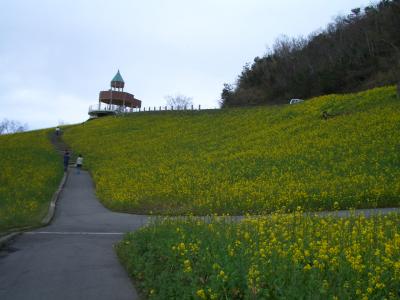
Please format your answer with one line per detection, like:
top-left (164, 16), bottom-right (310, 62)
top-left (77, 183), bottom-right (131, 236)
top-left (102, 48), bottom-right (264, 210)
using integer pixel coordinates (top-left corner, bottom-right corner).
top-left (55, 126), bottom-right (60, 136)
top-left (63, 150), bottom-right (70, 172)
top-left (76, 154), bottom-right (83, 174)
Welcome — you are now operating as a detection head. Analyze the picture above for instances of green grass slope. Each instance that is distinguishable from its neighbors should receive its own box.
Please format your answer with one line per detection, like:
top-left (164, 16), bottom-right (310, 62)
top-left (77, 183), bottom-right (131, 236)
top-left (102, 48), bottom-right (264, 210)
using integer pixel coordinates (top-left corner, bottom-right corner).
top-left (0, 130), bottom-right (63, 232)
top-left (64, 86), bottom-right (400, 215)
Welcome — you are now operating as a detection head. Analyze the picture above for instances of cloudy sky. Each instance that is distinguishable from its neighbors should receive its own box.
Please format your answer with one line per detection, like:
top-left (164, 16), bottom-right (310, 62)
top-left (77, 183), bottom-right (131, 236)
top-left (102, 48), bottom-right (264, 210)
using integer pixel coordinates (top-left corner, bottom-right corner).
top-left (0, 0), bottom-right (371, 130)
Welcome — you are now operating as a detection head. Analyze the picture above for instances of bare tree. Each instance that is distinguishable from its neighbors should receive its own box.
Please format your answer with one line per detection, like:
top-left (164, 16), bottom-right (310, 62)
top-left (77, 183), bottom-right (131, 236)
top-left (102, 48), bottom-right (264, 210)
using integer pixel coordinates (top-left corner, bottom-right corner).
top-left (0, 119), bottom-right (28, 135)
top-left (165, 94), bottom-right (193, 108)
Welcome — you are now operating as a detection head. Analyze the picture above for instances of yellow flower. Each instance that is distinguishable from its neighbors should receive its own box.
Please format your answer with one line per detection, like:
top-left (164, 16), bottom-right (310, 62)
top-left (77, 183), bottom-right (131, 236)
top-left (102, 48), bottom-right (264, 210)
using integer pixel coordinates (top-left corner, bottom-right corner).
top-left (196, 289), bottom-right (206, 299)
top-left (183, 259), bottom-right (192, 273)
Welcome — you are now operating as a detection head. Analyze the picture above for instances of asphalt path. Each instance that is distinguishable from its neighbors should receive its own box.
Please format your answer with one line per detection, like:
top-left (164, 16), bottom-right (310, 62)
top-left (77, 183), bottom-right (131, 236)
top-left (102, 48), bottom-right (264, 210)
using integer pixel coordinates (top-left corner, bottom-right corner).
top-left (0, 169), bottom-right (148, 300)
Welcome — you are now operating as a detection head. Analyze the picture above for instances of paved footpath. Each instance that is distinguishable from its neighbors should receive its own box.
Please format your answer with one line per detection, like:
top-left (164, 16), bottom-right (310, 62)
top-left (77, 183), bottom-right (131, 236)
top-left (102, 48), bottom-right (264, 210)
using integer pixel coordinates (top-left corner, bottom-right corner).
top-left (0, 170), bottom-right (148, 300)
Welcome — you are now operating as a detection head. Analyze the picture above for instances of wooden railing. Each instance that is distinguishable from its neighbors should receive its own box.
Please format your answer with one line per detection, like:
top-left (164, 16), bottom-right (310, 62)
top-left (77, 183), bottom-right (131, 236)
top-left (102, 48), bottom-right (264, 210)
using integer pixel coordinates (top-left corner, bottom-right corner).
top-left (89, 104), bottom-right (204, 114)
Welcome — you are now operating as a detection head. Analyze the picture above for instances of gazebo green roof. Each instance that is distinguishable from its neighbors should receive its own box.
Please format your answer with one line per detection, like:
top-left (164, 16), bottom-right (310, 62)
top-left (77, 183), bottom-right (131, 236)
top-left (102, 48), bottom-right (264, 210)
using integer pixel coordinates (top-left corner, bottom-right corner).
top-left (111, 70), bottom-right (124, 83)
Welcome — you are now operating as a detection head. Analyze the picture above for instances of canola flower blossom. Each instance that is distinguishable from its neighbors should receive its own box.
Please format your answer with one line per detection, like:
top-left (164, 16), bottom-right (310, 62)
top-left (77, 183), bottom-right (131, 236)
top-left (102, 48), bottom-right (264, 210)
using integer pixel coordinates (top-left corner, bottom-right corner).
top-left (117, 212), bottom-right (400, 299)
top-left (64, 86), bottom-right (400, 215)
top-left (0, 130), bottom-right (63, 231)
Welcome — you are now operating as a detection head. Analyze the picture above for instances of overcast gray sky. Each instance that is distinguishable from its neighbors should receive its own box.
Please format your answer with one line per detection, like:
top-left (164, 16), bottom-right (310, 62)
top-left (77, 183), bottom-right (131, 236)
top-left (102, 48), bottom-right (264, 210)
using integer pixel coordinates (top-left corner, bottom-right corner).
top-left (0, 0), bottom-right (372, 130)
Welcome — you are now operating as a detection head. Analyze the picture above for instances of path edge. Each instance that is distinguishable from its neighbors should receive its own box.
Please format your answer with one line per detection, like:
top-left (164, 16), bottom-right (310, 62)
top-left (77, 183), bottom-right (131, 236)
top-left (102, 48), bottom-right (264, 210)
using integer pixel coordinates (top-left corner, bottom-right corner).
top-left (0, 171), bottom-right (69, 248)
top-left (41, 171), bottom-right (69, 225)
top-left (0, 232), bottom-right (20, 249)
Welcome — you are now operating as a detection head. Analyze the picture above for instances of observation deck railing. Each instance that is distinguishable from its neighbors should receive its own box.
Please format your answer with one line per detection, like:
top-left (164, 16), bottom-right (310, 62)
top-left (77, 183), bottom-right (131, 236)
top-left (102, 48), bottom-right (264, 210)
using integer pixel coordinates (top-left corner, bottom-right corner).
top-left (88, 103), bottom-right (206, 114)
top-left (88, 103), bottom-right (137, 114)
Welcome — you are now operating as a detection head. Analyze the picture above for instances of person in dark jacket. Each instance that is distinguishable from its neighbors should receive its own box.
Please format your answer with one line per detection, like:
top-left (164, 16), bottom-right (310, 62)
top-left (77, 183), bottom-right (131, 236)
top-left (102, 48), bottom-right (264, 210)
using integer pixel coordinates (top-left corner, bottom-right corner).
top-left (63, 150), bottom-right (70, 172)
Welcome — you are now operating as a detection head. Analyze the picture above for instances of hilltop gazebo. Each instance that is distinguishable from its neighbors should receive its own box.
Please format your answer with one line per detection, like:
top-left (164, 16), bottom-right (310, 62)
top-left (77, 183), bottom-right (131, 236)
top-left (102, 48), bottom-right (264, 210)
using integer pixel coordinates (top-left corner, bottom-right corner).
top-left (88, 70), bottom-right (142, 118)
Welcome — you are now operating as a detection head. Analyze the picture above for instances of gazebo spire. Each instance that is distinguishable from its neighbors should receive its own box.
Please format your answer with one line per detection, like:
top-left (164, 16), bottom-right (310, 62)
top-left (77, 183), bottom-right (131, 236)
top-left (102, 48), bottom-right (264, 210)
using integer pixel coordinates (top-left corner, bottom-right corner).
top-left (111, 70), bottom-right (125, 90)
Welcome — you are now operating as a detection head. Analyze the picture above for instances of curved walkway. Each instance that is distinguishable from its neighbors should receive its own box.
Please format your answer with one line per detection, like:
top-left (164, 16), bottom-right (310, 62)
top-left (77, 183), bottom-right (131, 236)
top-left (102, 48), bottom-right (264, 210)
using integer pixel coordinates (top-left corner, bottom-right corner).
top-left (0, 169), bottom-right (148, 300)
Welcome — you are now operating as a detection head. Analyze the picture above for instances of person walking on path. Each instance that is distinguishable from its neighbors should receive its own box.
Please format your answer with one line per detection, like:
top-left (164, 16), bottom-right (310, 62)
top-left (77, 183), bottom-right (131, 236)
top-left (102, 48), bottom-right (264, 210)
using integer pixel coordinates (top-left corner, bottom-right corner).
top-left (63, 149), bottom-right (70, 172)
top-left (55, 126), bottom-right (60, 136)
top-left (76, 154), bottom-right (83, 174)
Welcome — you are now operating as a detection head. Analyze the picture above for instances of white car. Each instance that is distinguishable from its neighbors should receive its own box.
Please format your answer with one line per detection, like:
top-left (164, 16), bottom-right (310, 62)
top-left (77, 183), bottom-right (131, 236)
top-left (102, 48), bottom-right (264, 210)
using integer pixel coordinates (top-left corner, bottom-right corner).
top-left (289, 98), bottom-right (304, 104)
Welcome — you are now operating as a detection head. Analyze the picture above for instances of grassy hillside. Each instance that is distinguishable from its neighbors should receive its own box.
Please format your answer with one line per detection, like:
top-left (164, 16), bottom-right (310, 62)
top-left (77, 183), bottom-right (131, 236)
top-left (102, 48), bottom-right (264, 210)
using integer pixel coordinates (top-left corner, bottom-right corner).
top-left (64, 86), bottom-right (400, 215)
top-left (0, 130), bottom-right (63, 232)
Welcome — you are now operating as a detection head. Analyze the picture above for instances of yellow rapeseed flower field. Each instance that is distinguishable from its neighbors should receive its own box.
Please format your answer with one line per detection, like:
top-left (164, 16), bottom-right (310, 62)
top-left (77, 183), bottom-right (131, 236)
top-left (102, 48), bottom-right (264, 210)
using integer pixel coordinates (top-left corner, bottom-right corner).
top-left (117, 212), bottom-right (400, 299)
top-left (0, 130), bottom-right (63, 231)
top-left (64, 86), bottom-right (400, 215)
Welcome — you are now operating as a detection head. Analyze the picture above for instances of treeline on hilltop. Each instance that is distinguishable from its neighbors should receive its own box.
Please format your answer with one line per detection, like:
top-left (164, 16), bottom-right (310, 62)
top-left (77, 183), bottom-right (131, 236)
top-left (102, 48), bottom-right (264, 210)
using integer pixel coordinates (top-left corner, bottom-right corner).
top-left (221, 0), bottom-right (400, 107)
